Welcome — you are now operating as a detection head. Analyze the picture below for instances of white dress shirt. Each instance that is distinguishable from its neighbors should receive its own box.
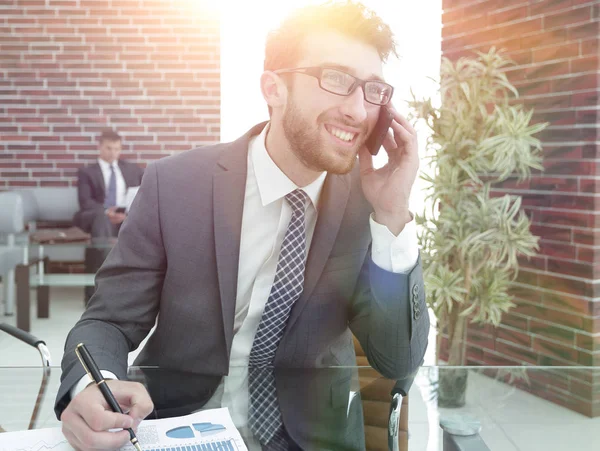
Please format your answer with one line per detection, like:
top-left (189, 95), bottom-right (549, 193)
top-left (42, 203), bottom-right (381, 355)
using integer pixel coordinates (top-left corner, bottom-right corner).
top-left (97, 158), bottom-right (127, 207)
top-left (72, 125), bottom-right (420, 445)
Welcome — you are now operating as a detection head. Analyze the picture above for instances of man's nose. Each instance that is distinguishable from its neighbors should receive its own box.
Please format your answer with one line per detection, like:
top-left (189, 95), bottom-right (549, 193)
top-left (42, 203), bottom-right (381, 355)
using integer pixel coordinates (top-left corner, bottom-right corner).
top-left (339, 86), bottom-right (368, 124)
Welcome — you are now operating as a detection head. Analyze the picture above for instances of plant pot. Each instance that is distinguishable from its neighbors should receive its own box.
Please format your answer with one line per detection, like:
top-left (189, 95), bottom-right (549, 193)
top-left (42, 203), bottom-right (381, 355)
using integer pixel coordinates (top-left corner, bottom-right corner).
top-left (438, 368), bottom-right (468, 408)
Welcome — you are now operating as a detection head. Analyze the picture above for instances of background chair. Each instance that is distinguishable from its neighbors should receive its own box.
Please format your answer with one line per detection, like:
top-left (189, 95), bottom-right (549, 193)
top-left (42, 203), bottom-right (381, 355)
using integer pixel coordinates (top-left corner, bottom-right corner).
top-left (0, 189), bottom-right (86, 331)
top-left (354, 336), bottom-right (412, 451)
top-left (0, 188), bottom-right (82, 278)
top-left (0, 192), bottom-right (25, 316)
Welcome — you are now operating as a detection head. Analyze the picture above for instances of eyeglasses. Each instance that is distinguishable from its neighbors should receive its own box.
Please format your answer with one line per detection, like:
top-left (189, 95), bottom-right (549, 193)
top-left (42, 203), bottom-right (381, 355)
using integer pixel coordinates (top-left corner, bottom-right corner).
top-left (274, 66), bottom-right (394, 106)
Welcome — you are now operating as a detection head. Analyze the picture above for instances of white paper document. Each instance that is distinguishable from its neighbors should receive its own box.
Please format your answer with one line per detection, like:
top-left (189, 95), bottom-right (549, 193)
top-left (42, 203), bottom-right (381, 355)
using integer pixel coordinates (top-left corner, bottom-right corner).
top-left (0, 408), bottom-right (248, 451)
top-left (124, 186), bottom-right (140, 212)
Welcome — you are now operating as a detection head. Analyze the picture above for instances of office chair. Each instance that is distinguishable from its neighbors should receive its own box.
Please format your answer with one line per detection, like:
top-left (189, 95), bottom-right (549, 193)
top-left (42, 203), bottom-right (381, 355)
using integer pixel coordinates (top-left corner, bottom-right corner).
top-left (353, 336), bottom-right (416, 451)
top-left (0, 322), bottom-right (52, 431)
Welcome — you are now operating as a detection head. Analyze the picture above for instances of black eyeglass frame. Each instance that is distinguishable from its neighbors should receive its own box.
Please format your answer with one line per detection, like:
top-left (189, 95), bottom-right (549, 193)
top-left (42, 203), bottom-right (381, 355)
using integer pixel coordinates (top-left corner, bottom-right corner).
top-left (274, 66), bottom-right (394, 106)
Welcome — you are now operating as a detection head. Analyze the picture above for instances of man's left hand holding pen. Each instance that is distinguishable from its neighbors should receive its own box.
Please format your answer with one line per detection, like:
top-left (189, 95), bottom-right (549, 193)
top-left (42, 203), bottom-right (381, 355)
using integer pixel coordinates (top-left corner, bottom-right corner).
top-left (61, 379), bottom-right (154, 450)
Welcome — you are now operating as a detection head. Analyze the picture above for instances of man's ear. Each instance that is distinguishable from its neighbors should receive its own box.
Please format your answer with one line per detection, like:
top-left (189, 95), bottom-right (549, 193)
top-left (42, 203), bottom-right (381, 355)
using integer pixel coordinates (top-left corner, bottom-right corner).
top-left (260, 71), bottom-right (287, 111)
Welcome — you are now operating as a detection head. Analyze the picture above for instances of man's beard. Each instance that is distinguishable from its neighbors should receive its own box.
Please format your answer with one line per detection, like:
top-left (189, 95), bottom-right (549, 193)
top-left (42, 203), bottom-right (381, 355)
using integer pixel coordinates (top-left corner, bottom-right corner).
top-left (281, 98), bottom-right (364, 175)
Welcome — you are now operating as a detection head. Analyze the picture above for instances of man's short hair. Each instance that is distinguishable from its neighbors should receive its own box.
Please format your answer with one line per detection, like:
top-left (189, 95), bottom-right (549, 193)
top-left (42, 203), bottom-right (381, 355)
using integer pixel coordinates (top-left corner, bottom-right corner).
top-left (264, 1), bottom-right (397, 72)
top-left (263, 1), bottom-right (396, 116)
top-left (99, 129), bottom-right (121, 144)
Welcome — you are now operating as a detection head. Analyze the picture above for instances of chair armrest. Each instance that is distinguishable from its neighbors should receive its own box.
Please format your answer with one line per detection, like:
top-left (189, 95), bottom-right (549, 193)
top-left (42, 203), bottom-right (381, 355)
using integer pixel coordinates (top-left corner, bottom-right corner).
top-left (388, 392), bottom-right (403, 451)
top-left (388, 373), bottom-right (417, 451)
top-left (0, 323), bottom-right (52, 366)
top-left (0, 322), bottom-right (44, 347)
top-left (391, 374), bottom-right (416, 398)
top-left (0, 192), bottom-right (25, 234)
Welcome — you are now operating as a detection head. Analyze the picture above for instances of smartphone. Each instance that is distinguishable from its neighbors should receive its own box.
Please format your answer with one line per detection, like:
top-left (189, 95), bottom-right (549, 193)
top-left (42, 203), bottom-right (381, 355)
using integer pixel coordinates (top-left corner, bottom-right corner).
top-left (115, 207), bottom-right (126, 214)
top-left (366, 107), bottom-right (394, 156)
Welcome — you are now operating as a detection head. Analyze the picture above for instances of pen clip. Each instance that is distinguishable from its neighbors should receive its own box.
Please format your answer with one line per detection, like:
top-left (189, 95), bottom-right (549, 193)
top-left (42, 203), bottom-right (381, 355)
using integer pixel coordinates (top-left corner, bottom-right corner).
top-left (75, 343), bottom-right (93, 381)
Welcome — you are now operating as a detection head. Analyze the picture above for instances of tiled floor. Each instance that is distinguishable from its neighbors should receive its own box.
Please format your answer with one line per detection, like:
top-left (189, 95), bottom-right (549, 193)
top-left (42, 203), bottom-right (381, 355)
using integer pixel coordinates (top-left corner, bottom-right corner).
top-left (1, 286), bottom-right (599, 450)
top-left (408, 368), bottom-right (600, 450)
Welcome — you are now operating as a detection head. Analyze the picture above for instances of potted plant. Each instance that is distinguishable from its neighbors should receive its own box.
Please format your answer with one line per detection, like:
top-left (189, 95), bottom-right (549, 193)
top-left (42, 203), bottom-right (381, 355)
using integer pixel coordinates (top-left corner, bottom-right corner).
top-left (409, 48), bottom-right (547, 407)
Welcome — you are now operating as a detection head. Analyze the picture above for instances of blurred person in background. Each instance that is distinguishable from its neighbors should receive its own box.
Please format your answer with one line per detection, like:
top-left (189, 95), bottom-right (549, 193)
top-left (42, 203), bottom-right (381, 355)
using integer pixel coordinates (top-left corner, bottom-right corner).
top-left (73, 129), bottom-right (144, 301)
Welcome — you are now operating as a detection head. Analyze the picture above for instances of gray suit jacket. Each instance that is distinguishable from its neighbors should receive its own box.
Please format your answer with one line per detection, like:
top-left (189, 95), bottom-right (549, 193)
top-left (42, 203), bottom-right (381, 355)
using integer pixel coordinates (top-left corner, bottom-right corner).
top-left (56, 123), bottom-right (429, 447)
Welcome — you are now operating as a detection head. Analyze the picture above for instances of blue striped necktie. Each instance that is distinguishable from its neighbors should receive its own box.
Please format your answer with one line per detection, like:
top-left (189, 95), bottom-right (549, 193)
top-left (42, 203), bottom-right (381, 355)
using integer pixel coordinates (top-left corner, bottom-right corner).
top-left (105, 164), bottom-right (117, 208)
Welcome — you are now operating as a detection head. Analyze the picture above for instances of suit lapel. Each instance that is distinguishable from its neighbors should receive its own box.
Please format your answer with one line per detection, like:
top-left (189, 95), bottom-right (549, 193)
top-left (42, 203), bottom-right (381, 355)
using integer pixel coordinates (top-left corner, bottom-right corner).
top-left (285, 172), bottom-right (351, 333)
top-left (213, 123), bottom-right (267, 355)
top-left (91, 163), bottom-right (105, 199)
top-left (117, 160), bottom-right (130, 187)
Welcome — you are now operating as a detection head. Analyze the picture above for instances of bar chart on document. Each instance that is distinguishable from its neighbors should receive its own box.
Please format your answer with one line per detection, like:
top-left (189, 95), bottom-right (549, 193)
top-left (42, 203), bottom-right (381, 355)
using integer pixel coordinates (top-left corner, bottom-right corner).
top-left (0, 408), bottom-right (248, 451)
top-left (143, 441), bottom-right (238, 451)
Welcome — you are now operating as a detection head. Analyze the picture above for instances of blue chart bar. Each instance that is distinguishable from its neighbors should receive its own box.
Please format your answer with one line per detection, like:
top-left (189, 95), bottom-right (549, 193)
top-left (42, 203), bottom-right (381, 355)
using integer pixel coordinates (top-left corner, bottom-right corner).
top-left (146, 440), bottom-right (236, 451)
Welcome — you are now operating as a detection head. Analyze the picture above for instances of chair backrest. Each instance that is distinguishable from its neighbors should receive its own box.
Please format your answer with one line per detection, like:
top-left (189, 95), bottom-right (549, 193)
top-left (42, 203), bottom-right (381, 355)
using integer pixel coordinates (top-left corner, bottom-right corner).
top-left (32, 187), bottom-right (79, 222)
top-left (15, 190), bottom-right (39, 224)
top-left (0, 192), bottom-right (25, 234)
top-left (17, 188), bottom-right (79, 223)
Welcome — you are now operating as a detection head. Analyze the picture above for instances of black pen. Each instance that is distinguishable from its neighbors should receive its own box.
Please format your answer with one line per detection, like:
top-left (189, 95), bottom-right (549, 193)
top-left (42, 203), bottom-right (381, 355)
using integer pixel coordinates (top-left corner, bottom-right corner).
top-left (75, 343), bottom-right (143, 451)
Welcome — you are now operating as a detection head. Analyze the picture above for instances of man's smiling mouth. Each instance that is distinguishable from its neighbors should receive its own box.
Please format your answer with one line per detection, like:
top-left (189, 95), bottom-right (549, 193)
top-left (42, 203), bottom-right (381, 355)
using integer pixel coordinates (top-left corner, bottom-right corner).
top-left (324, 124), bottom-right (358, 143)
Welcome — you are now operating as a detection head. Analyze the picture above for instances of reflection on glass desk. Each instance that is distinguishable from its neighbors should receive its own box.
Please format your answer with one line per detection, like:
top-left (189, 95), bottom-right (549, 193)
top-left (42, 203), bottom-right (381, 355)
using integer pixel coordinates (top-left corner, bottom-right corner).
top-left (15, 240), bottom-right (116, 332)
top-left (0, 365), bottom-right (406, 451)
top-left (24, 239), bottom-right (115, 286)
top-left (1, 366), bottom-right (599, 450)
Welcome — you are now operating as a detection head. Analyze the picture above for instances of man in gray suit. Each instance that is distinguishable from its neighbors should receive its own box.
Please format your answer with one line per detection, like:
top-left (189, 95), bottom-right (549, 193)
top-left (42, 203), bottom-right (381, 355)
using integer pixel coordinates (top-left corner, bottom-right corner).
top-left (57, 2), bottom-right (430, 450)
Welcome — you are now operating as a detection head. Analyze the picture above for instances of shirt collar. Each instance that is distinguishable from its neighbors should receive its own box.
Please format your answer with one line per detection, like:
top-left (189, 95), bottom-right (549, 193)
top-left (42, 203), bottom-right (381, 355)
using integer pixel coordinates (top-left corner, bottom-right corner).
top-left (250, 123), bottom-right (327, 209)
top-left (98, 158), bottom-right (117, 171)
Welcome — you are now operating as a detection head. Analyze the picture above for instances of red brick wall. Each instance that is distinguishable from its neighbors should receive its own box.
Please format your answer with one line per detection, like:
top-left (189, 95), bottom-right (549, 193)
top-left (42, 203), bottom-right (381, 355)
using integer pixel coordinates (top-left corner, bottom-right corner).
top-left (0, 0), bottom-right (220, 188)
top-left (441, 0), bottom-right (599, 416)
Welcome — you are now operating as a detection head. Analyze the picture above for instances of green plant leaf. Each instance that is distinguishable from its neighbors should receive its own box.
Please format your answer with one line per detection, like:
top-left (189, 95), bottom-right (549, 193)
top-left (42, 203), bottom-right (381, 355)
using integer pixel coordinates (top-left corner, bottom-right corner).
top-left (410, 48), bottom-right (547, 365)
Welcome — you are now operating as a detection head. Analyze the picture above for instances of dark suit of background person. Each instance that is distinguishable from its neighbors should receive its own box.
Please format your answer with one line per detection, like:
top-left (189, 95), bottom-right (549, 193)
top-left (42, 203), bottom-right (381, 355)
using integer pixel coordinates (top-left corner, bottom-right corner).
top-left (55, 122), bottom-right (430, 449)
top-left (73, 160), bottom-right (144, 237)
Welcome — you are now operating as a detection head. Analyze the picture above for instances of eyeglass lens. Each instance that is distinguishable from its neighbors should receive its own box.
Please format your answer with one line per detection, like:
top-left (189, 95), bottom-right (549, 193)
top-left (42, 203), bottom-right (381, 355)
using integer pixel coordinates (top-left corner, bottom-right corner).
top-left (320, 68), bottom-right (392, 105)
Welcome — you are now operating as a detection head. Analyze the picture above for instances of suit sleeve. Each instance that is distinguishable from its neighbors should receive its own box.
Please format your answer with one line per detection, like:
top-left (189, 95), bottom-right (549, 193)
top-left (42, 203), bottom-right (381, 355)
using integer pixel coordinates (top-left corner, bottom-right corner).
top-left (55, 162), bottom-right (166, 418)
top-left (349, 254), bottom-right (429, 380)
top-left (77, 167), bottom-right (104, 211)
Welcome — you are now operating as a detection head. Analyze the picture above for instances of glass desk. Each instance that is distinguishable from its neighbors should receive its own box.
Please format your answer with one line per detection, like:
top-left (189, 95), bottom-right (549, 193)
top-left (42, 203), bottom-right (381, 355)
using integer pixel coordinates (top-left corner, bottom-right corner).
top-left (0, 365), bottom-right (598, 450)
top-left (14, 240), bottom-right (115, 332)
top-left (0, 365), bottom-right (405, 451)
